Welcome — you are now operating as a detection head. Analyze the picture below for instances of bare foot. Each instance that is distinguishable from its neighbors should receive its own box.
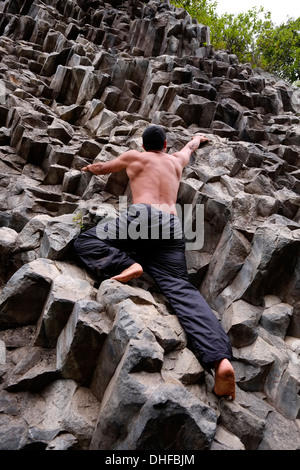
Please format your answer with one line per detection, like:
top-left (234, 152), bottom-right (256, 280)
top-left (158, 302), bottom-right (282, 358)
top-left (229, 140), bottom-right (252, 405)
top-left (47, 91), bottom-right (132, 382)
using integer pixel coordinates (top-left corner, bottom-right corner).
top-left (111, 263), bottom-right (143, 283)
top-left (213, 358), bottom-right (235, 400)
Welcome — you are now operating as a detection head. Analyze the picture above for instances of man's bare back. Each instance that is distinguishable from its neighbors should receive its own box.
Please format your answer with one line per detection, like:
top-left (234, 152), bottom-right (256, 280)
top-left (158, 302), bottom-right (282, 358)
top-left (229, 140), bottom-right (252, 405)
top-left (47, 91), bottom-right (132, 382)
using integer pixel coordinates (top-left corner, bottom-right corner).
top-left (82, 135), bottom-right (208, 214)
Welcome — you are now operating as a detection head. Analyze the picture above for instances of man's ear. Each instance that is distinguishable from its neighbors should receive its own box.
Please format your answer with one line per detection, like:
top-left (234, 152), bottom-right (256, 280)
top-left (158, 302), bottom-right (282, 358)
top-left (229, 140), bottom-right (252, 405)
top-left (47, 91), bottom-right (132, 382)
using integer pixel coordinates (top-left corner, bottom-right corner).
top-left (163, 140), bottom-right (167, 149)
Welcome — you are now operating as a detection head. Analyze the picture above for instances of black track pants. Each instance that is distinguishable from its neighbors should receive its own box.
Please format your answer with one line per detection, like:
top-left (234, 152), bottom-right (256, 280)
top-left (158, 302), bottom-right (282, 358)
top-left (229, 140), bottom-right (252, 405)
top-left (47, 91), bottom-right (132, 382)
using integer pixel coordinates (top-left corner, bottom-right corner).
top-left (74, 204), bottom-right (232, 369)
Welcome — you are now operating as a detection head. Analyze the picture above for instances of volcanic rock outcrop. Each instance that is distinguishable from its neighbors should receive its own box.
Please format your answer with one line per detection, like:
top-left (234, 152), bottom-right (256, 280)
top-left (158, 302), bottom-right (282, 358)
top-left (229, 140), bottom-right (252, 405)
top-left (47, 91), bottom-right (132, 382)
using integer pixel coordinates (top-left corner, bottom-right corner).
top-left (0, 0), bottom-right (299, 450)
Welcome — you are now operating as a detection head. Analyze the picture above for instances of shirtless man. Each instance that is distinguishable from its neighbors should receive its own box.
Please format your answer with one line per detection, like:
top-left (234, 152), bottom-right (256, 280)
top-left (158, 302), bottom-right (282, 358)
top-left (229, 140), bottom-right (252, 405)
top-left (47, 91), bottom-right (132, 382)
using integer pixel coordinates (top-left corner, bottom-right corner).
top-left (81, 126), bottom-right (193, 282)
top-left (75, 125), bottom-right (235, 399)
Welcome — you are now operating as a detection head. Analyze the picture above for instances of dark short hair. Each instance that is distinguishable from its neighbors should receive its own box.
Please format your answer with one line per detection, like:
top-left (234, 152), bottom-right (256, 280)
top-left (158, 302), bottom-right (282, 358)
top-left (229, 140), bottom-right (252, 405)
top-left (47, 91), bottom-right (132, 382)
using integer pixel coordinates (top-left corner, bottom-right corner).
top-left (142, 125), bottom-right (166, 151)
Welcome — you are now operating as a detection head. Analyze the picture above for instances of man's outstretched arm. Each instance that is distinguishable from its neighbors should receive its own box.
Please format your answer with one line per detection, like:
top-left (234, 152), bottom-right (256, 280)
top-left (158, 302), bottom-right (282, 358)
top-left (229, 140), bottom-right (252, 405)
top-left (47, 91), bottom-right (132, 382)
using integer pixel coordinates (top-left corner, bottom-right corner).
top-left (173, 135), bottom-right (210, 167)
top-left (81, 150), bottom-right (140, 175)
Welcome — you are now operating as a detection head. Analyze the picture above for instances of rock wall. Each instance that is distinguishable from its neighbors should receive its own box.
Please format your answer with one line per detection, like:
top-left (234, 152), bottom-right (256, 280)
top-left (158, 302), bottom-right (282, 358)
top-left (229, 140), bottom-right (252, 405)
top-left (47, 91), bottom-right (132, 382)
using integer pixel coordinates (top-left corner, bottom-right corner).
top-left (0, 0), bottom-right (299, 451)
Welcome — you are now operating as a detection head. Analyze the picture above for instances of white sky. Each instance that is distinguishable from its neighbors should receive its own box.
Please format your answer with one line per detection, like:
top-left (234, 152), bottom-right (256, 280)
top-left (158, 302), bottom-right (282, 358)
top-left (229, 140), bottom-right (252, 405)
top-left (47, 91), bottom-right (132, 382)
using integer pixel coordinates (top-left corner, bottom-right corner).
top-left (215, 0), bottom-right (300, 25)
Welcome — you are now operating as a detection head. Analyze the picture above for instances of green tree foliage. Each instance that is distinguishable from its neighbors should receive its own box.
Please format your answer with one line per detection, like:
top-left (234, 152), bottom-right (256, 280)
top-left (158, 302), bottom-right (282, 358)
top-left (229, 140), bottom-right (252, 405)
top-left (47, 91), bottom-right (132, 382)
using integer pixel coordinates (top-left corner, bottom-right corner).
top-left (256, 18), bottom-right (300, 83)
top-left (170, 0), bottom-right (300, 84)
